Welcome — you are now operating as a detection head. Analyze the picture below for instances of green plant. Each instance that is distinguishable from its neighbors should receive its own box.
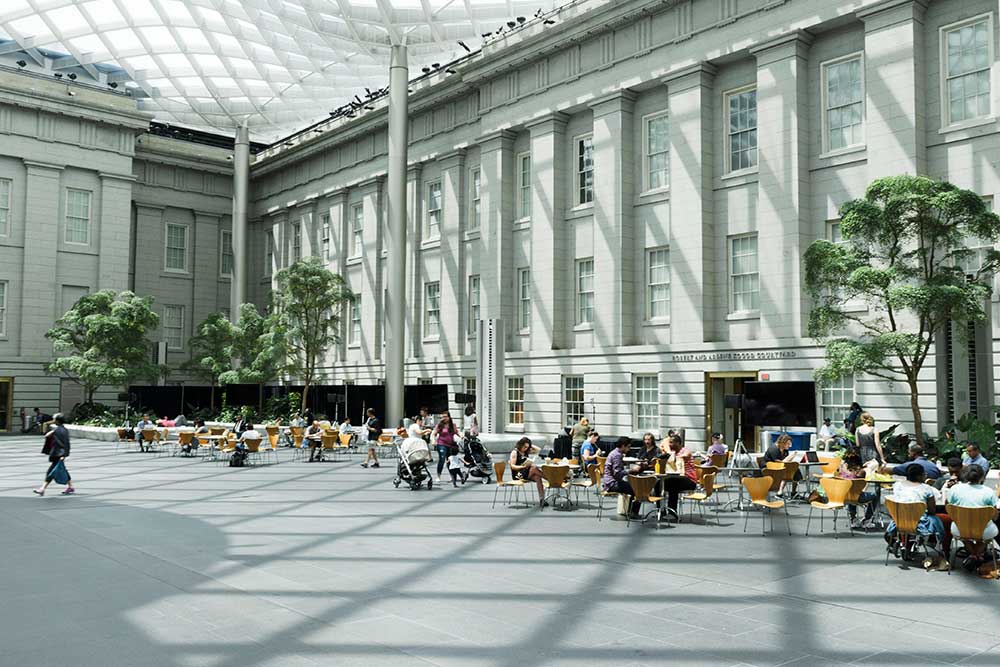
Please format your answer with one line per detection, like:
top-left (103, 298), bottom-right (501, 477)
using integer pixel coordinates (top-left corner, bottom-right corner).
top-left (183, 312), bottom-right (234, 408)
top-left (262, 391), bottom-right (301, 424)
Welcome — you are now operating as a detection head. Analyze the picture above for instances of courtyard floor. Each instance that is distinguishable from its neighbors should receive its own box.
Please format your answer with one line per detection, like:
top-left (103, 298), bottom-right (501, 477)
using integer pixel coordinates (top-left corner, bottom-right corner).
top-left (1, 435), bottom-right (999, 667)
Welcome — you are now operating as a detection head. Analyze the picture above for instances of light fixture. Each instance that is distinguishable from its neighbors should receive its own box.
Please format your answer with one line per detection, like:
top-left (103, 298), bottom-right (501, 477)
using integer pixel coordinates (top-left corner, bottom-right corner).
top-left (67, 91), bottom-right (75, 96)
top-left (16, 60), bottom-right (27, 67)
top-left (54, 73), bottom-right (63, 79)
top-left (421, 66), bottom-right (430, 73)
top-left (458, 40), bottom-right (471, 52)
top-left (68, 73), bottom-right (77, 80)
top-left (517, 16), bottom-right (526, 23)
top-left (108, 82), bottom-right (118, 89)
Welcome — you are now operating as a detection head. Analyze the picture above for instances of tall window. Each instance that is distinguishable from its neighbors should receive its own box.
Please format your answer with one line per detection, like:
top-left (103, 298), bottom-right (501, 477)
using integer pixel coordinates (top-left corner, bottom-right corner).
top-left (467, 274), bottom-right (480, 335)
top-left (730, 234), bottom-right (759, 313)
top-left (426, 181), bottom-right (442, 239)
top-left (265, 231), bottom-right (274, 275)
top-left (942, 17), bottom-right (993, 126)
top-left (517, 152), bottom-right (532, 220)
top-left (0, 178), bottom-right (10, 236)
top-left (820, 374), bottom-right (854, 424)
top-left (507, 377), bottom-right (525, 426)
top-left (634, 375), bottom-right (659, 430)
top-left (725, 87), bottom-right (757, 172)
top-left (576, 135), bottom-right (594, 205)
top-left (163, 305), bottom-right (185, 350)
top-left (517, 268), bottom-right (531, 331)
top-left (576, 258), bottom-right (594, 325)
top-left (647, 247), bottom-right (670, 320)
top-left (290, 221), bottom-right (302, 263)
top-left (424, 281), bottom-right (440, 338)
top-left (165, 223), bottom-right (188, 272)
top-left (320, 213), bottom-right (330, 261)
top-left (351, 204), bottom-right (364, 258)
top-left (464, 377), bottom-right (477, 396)
top-left (468, 168), bottom-right (481, 230)
top-left (823, 55), bottom-right (864, 151)
top-left (218, 230), bottom-right (233, 277)
top-left (564, 376), bottom-right (585, 425)
top-left (644, 113), bottom-right (670, 191)
top-left (0, 280), bottom-right (7, 337)
top-left (349, 294), bottom-right (361, 346)
top-left (65, 188), bottom-right (91, 244)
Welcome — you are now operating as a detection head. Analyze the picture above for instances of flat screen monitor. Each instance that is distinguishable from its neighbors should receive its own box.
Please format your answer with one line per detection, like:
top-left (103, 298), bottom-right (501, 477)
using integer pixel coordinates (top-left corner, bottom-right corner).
top-left (742, 381), bottom-right (817, 428)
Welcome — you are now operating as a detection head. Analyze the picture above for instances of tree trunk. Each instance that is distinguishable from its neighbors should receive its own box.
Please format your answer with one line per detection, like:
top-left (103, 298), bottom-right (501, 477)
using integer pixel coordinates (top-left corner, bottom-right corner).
top-left (907, 375), bottom-right (925, 449)
top-left (301, 380), bottom-right (310, 415)
top-left (210, 383), bottom-right (216, 413)
top-left (258, 383), bottom-right (264, 414)
top-left (87, 386), bottom-right (95, 404)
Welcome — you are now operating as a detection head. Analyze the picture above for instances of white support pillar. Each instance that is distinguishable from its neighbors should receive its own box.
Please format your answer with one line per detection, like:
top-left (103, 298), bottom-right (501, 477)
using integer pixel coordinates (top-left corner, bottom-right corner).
top-left (230, 120), bottom-right (250, 321)
top-left (478, 130), bottom-right (515, 344)
top-left (385, 44), bottom-right (409, 427)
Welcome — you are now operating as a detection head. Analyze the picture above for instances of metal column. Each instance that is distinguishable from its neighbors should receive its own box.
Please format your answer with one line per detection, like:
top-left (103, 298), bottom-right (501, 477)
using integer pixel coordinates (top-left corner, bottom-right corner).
top-left (385, 44), bottom-right (409, 426)
top-left (230, 119), bottom-right (250, 322)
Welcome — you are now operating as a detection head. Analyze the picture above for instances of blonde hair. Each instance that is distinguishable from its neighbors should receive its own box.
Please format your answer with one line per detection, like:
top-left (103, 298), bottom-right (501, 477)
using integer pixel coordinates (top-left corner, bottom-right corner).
top-left (580, 417), bottom-right (589, 426)
top-left (860, 412), bottom-right (874, 427)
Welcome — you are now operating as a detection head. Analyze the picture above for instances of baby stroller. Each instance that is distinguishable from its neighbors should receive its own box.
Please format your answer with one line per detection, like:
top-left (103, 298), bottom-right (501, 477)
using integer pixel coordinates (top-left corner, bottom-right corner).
top-left (463, 435), bottom-right (493, 484)
top-left (394, 430), bottom-right (433, 490)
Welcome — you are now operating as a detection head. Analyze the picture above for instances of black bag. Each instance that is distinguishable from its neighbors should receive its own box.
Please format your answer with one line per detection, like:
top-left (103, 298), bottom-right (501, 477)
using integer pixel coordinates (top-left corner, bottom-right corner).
top-left (41, 432), bottom-right (55, 455)
top-left (229, 444), bottom-right (248, 467)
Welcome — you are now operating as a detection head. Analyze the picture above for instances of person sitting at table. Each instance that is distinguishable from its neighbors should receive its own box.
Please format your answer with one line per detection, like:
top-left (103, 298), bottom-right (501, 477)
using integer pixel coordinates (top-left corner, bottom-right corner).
top-left (579, 431), bottom-right (602, 471)
top-left (290, 413), bottom-right (306, 429)
top-left (510, 437), bottom-right (545, 508)
top-left (135, 414), bottom-right (156, 452)
top-left (838, 453), bottom-right (880, 528)
top-left (658, 434), bottom-right (698, 518)
top-left (880, 444), bottom-right (941, 480)
top-left (962, 444), bottom-right (990, 475)
top-left (233, 411), bottom-right (252, 439)
top-left (193, 419), bottom-right (208, 435)
top-left (817, 418), bottom-right (837, 450)
top-left (602, 437), bottom-right (640, 517)
top-left (762, 434), bottom-right (802, 497)
top-left (707, 432), bottom-right (728, 458)
top-left (239, 425), bottom-right (261, 443)
top-left (637, 433), bottom-right (660, 467)
top-left (945, 465), bottom-right (999, 564)
top-left (885, 465), bottom-right (945, 549)
top-left (935, 457), bottom-right (964, 491)
top-left (306, 420), bottom-right (323, 462)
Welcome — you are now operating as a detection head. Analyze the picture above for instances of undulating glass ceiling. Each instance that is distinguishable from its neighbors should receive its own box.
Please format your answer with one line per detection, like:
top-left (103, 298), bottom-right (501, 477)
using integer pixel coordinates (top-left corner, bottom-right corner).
top-left (0, 0), bottom-right (563, 142)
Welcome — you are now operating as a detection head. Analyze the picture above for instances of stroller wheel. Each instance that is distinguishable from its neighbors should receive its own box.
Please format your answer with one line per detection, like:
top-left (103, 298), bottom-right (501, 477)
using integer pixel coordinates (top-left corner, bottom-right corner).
top-left (427, 478), bottom-right (433, 490)
top-left (393, 478), bottom-right (400, 488)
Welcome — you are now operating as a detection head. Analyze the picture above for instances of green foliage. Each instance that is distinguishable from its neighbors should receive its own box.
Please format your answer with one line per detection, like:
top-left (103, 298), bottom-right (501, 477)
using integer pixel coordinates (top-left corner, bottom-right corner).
top-left (183, 312), bottom-right (234, 387)
top-left (218, 303), bottom-right (285, 386)
top-left (805, 176), bottom-right (1000, 446)
top-left (263, 392), bottom-right (301, 424)
top-left (45, 290), bottom-right (164, 402)
top-left (272, 258), bottom-right (350, 411)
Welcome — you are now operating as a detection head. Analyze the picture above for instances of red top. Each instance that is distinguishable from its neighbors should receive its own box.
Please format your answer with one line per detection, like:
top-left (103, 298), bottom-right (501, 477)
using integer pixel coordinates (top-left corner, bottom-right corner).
top-left (678, 447), bottom-right (698, 482)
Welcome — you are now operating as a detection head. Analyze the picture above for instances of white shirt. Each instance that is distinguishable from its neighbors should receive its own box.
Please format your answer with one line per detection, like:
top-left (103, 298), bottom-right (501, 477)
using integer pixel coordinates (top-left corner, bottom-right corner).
top-left (819, 424), bottom-right (835, 438)
top-left (240, 429), bottom-right (262, 441)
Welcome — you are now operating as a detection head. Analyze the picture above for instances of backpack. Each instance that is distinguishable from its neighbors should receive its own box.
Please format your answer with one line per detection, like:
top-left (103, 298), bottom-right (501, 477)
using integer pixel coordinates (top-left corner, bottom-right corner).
top-left (229, 445), bottom-right (248, 467)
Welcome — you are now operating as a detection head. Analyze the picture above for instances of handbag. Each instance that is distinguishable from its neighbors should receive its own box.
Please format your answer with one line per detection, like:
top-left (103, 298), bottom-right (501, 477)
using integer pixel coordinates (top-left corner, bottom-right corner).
top-left (41, 432), bottom-right (55, 455)
top-left (49, 460), bottom-right (70, 485)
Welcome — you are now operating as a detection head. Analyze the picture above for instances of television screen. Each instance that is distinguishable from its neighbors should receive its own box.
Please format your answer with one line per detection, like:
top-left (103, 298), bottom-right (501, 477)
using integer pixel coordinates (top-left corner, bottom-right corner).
top-left (742, 381), bottom-right (817, 427)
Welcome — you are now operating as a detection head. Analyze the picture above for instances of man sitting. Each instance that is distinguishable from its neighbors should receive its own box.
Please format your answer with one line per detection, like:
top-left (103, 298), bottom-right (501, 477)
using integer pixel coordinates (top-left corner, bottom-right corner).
top-left (602, 437), bottom-right (639, 517)
top-left (962, 444), bottom-right (990, 475)
top-left (817, 418), bottom-right (837, 449)
top-left (880, 444), bottom-right (941, 480)
top-left (239, 425), bottom-right (262, 443)
top-left (579, 431), bottom-right (602, 472)
top-left (135, 414), bottom-right (157, 452)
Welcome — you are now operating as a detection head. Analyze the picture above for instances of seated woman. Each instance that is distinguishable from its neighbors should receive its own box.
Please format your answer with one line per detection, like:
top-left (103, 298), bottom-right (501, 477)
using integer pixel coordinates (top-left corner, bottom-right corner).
top-left (886, 465), bottom-right (945, 546)
top-left (636, 433), bottom-right (660, 468)
top-left (509, 437), bottom-right (545, 508)
top-left (837, 453), bottom-right (880, 528)
top-left (579, 431), bottom-right (602, 471)
top-left (945, 464), bottom-right (999, 563)
top-left (658, 434), bottom-right (698, 518)
top-left (707, 433), bottom-right (728, 458)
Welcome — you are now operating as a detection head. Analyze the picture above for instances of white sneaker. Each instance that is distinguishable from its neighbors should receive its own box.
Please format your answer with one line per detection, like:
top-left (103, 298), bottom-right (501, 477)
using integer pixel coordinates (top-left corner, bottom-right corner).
top-left (435, 475), bottom-right (441, 483)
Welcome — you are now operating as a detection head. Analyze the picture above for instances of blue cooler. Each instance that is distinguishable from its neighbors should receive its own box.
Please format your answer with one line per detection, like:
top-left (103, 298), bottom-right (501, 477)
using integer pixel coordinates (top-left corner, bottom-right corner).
top-left (770, 431), bottom-right (811, 451)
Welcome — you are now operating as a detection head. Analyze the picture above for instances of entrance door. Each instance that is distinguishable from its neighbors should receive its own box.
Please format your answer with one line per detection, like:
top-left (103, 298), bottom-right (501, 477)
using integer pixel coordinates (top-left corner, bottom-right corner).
top-left (705, 372), bottom-right (758, 449)
top-left (0, 377), bottom-right (12, 431)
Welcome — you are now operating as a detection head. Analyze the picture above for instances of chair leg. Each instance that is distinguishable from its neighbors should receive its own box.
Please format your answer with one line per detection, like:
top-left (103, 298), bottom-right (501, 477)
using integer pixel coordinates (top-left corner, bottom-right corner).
top-left (743, 507), bottom-right (750, 533)
top-left (833, 510), bottom-right (839, 540)
top-left (806, 507), bottom-right (813, 536)
top-left (492, 484), bottom-right (500, 509)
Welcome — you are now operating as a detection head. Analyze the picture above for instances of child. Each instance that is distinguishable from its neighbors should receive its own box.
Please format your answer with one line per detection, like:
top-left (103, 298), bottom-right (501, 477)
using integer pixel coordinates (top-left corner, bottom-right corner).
top-left (447, 450), bottom-right (468, 487)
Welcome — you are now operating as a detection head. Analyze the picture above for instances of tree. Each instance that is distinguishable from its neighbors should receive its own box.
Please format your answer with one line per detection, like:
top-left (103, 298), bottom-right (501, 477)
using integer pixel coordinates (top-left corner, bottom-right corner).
top-left (272, 258), bottom-right (350, 413)
top-left (220, 303), bottom-right (286, 410)
top-left (183, 312), bottom-right (235, 410)
top-left (46, 290), bottom-right (163, 404)
top-left (804, 175), bottom-right (1000, 448)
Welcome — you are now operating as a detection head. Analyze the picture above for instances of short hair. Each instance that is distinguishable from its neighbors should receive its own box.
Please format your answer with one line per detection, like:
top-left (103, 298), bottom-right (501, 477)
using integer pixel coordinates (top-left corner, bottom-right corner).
top-left (947, 457), bottom-right (963, 470)
top-left (668, 434), bottom-right (683, 450)
top-left (53, 413), bottom-right (65, 424)
top-left (966, 443), bottom-right (981, 453)
top-left (960, 464), bottom-right (985, 485)
top-left (908, 444), bottom-right (924, 458)
top-left (905, 464), bottom-right (926, 483)
top-left (589, 431), bottom-right (600, 439)
top-left (366, 408), bottom-right (375, 415)
top-left (712, 432), bottom-right (722, 440)
top-left (616, 436), bottom-right (631, 449)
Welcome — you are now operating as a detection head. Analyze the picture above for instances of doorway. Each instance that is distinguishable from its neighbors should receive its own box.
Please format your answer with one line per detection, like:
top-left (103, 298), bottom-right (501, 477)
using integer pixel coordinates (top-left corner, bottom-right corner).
top-left (704, 371), bottom-right (758, 449)
top-left (0, 377), bottom-right (12, 432)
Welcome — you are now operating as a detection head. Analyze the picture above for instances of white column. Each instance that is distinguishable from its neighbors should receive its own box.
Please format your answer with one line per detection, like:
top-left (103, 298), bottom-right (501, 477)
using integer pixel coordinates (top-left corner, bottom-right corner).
top-left (478, 130), bottom-right (515, 343)
top-left (665, 63), bottom-right (716, 344)
top-left (406, 164), bottom-right (423, 358)
top-left (358, 177), bottom-right (383, 365)
top-left (230, 120), bottom-right (250, 322)
top-left (437, 150), bottom-right (465, 359)
top-left (751, 31), bottom-right (812, 340)
top-left (386, 44), bottom-right (409, 424)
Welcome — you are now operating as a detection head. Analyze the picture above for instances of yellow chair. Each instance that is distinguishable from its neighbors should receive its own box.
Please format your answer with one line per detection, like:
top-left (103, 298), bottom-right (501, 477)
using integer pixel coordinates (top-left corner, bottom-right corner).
top-left (812, 457), bottom-right (842, 479)
top-left (491, 461), bottom-right (527, 509)
top-left (946, 504), bottom-right (999, 575)
top-left (115, 427), bottom-right (137, 454)
top-left (844, 478), bottom-right (880, 530)
top-left (884, 498), bottom-right (941, 566)
top-left (540, 465), bottom-right (572, 509)
top-left (570, 464), bottom-right (597, 506)
top-left (265, 425), bottom-right (280, 449)
top-left (805, 477), bottom-right (851, 538)
top-left (321, 433), bottom-right (341, 462)
top-left (682, 472), bottom-right (718, 525)
top-left (625, 474), bottom-right (663, 526)
top-left (217, 437), bottom-right (237, 465)
top-left (243, 438), bottom-right (262, 465)
top-left (196, 434), bottom-right (215, 459)
top-left (209, 426), bottom-right (225, 436)
top-left (140, 428), bottom-right (159, 453)
top-left (709, 453), bottom-right (728, 470)
top-left (742, 476), bottom-right (791, 535)
top-left (763, 462), bottom-right (785, 494)
top-left (176, 431), bottom-right (195, 457)
top-left (290, 426), bottom-right (305, 449)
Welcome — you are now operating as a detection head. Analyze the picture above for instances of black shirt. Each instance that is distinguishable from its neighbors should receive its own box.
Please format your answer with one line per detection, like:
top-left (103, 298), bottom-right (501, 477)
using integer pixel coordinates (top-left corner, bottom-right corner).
top-left (366, 417), bottom-right (381, 441)
top-left (762, 444), bottom-right (785, 466)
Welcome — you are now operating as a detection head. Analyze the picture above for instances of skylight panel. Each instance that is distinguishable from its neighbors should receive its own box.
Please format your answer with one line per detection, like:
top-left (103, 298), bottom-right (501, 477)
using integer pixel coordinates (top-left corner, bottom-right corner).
top-left (45, 5), bottom-right (90, 34)
top-left (69, 34), bottom-right (109, 59)
top-left (139, 26), bottom-right (177, 51)
top-left (175, 27), bottom-right (211, 52)
top-left (8, 15), bottom-right (50, 42)
top-left (124, 0), bottom-right (161, 25)
top-left (102, 28), bottom-right (143, 53)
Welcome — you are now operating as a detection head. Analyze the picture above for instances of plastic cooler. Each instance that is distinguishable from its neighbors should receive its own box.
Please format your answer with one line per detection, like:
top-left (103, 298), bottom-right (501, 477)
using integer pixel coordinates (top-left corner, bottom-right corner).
top-left (770, 431), bottom-right (811, 451)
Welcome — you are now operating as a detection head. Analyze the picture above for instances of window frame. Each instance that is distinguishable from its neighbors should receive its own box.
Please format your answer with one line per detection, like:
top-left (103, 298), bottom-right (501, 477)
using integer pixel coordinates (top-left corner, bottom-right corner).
top-left (728, 233), bottom-right (760, 315)
top-left (424, 281), bottom-right (441, 340)
top-left (723, 85), bottom-right (758, 175)
top-left (320, 213), bottom-right (331, 261)
top-left (220, 229), bottom-right (233, 278)
top-left (64, 188), bottom-right (92, 245)
top-left (517, 267), bottom-right (531, 332)
top-left (939, 13), bottom-right (995, 131)
top-left (818, 374), bottom-right (854, 426)
top-left (634, 374), bottom-right (659, 431)
top-left (162, 304), bottom-right (185, 351)
top-left (0, 178), bottom-right (11, 237)
top-left (468, 167), bottom-right (481, 231)
top-left (563, 375), bottom-right (585, 426)
top-left (574, 134), bottom-right (594, 206)
top-left (163, 222), bottom-right (189, 273)
top-left (646, 246), bottom-right (670, 321)
top-left (265, 230), bottom-right (274, 276)
top-left (820, 52), bottom-right (866, 155)
top-left (290, 220), bottom-right (302, 264)
top-left (350, 203), bottom-right (364, 258)
top-left (426, 180), bottom-right (443, 240)
top-left (467, 274), bottom-right (480, 336)
top-left (516, 151), bottom-right (532, 221)
top-left (575, 258), bottom-right (595, 326)
top-left (507, 376), bottom-right (525, 428)
top-left (348, 293), bottom-right (361, 347)
top-left (0, 279), bottom-right (7, 337)
top-left (642, 111), bottom-right (670, 193)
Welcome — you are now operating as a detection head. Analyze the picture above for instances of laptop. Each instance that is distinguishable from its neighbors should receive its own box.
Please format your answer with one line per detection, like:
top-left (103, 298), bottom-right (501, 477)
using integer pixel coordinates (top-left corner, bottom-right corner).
top-left (805, 450), bottom-right (820, 463)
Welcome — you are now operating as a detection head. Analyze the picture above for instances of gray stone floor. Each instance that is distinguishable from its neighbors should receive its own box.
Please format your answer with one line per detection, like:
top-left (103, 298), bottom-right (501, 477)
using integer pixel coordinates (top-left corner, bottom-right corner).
top-left (2, 436), bottom-right (999, 667)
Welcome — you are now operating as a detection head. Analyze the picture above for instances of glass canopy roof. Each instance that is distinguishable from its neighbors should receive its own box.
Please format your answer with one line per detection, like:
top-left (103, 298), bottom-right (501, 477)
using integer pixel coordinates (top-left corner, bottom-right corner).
top-left (0, 0), bottom-right (561, 142)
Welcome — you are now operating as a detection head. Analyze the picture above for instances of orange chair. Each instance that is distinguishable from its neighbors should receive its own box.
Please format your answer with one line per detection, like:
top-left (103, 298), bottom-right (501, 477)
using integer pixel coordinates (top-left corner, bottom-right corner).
top-left (946, 504), bottom-right (999, 575)
top-left (742, 476), bottom-right (791, 536)
top-left (805, 477), bottom-right (852, 538)
top-left (491, 461), bottom-right (527, 509)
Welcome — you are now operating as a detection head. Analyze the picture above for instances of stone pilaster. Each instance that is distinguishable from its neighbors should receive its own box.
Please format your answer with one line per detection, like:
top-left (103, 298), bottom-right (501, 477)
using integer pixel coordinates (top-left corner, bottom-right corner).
top-left (406, 164), bottom-right (423, 357)
top-left (438, 150), bottom-right (465, 358)
top-left (478, 130), bottom-right (515, 346)
top-left (97, 172), bottom-right (134, 291)
top-left (20, 161), bottom-right (62, 358)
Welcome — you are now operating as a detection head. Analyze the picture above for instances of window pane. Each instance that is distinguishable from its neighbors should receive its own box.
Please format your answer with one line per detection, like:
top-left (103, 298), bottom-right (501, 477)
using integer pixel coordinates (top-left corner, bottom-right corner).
top-left (564, 376), bottom-right (585, 425)
top-left (946, 21), bottom-right (991, 124)
top-left (507, 377), bottom-right (525, 425)
top-left (0, 179), bottom-right (10, 236)
top-left (518, 268), bottom-right (531, 330)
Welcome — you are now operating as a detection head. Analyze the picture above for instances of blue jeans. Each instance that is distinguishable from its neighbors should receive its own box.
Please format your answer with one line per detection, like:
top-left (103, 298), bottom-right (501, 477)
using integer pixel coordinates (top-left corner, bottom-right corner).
top-left (436, 445), bottom-right (450, 475)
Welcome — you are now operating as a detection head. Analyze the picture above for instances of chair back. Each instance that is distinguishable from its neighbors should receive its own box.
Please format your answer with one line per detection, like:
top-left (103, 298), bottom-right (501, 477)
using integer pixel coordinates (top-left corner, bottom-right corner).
top-left (845, 478), bottom-right (868, 503)
top-left (379, 434), bottom-right (393, 444)
top-left (322, 434), bottom-right (337, 450)
top-left (265, 425), bottom-right (279, 437)
top-left (742, 475), bottom-right (773, 502)
top-left (819, 457), bottom-right (842, 476)
top-left (596, 456), bottom-right (607, 478)
top-left (589, 464), bottom-right (602, 488)
top-left (339, 433), bottom-right (353, 447)
top-left (493, 461), bottom-right (507, 485)
top-left (141, 428), bottom-right (158, 443)
top-left (209, 427), bottom-right (225, 436)
top-left (628, 474), bottom-right (658, 503)
top-left (819, 477), bottom-right (851, 505)
top-left (946, 504), bottom-right (996, 541)
top-left (710, 453), bottom-right (728, 469)
top-left (293, 431), bottom-right (305, 447)
top-left (700, 472), bottom-right (716, 498)
top-left (116, 428), bottom-right (131, 441)
top-left (696, 465), bottom-right (720, 483)
top-left (289, 426), bottom-right (304, 437)
top-left (782, 461), bottom-right (799, 481)
top-left (177, 431), bottom-right (194, 446)
top-left (243, 438), bottom-right (261, 453)
top-left (764, 461), bottom-right (785, 471)
top-left (541, 465), bottom-right (570, 489)
top-left (885, 498), bottom-right (926, 535)
top-left (762, 468), bottom-right (783, 492)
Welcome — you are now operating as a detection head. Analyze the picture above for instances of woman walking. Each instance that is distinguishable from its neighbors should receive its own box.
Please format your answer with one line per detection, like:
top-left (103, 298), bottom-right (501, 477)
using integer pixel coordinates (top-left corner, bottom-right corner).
top-left (855, 412), bottom-right (884, 464)
top-left (34, 414), bottom-right (75, 496)
top-left (432, 411), bottom-right (460, 483)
